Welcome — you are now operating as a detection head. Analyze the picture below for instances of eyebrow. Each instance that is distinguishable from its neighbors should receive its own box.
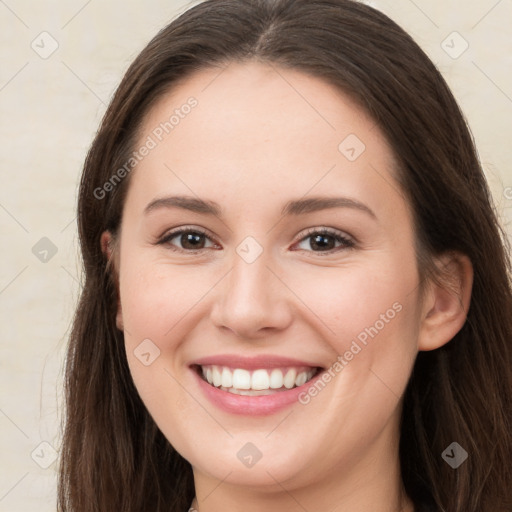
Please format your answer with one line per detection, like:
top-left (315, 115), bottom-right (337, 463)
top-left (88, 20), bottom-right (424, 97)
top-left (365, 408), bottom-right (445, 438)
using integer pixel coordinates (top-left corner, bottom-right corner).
top-left (143, 195), bottom-right (376, 220)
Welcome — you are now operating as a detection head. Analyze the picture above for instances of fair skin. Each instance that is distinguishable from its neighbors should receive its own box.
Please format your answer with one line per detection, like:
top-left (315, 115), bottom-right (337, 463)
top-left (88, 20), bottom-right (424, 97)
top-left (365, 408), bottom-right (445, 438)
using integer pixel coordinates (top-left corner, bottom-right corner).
top-left (102, 61), bottom-right (472, 512)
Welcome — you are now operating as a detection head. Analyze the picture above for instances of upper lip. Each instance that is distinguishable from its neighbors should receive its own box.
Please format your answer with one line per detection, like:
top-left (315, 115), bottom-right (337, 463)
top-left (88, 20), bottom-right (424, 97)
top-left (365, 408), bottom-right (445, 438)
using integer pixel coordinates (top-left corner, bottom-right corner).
top-left (190, 354), bottom-right (324, 370)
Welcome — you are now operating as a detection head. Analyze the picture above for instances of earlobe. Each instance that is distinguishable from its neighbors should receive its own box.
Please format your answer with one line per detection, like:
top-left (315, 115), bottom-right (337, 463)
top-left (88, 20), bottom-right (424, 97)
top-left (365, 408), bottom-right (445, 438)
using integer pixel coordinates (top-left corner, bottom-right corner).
top-left (100, 230), bottom-right (124, 331)
top-left (116, 305), bottom-right (124, 331)
top-left (418, 252), bottom-right (473, 351)
top-left (100, 231), bottom-right (114, 260)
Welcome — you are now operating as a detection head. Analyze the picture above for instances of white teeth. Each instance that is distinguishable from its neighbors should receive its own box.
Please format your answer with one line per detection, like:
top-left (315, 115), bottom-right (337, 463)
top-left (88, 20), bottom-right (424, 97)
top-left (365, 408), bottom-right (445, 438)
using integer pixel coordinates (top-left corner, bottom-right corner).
top-left (270, 368), bottom-right (284, 389)
top-left (200, 365), bottom-right (317, 392)
top-left (283, 368), bottom-right (297, 389)
top-left (232, 369), bottom-right (251, 389)
top-left (212, 367), bottom-right (222, 387)
top-left (221, 367), bottom-right (232, 388)
top-left (220, 386), bottom-right (274, 396)
top-left (251, 369), bottom-right (270, 390)
top-left (295, 371), bottom-right (307, 387)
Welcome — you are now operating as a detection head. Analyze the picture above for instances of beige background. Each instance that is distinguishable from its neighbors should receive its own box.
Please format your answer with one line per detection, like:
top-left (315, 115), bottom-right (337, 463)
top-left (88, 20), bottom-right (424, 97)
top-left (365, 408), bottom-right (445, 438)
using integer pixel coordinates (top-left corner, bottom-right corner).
top-left (0, 0), bottom-right (510, 510)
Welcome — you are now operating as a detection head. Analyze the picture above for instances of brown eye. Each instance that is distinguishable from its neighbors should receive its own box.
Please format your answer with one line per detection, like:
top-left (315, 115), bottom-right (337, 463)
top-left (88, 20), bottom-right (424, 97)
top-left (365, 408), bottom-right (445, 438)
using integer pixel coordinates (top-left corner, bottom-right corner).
top-left (294, 228), bottom-right (354, 254)
top-left (158, 228), bottom-right (217, 252)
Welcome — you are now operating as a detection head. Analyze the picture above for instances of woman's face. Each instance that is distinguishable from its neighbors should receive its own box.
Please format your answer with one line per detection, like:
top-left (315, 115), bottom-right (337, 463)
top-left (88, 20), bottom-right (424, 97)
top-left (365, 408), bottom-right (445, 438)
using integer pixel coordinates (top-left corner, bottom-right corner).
top-left (112, 62), bottom-right (426, 495)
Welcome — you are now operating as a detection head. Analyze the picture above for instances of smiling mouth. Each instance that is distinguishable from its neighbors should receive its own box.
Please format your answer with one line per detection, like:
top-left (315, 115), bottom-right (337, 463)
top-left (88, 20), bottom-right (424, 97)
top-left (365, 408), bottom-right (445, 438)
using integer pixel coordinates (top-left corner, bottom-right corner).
top-left (192, 364), bottom-right (323, 396)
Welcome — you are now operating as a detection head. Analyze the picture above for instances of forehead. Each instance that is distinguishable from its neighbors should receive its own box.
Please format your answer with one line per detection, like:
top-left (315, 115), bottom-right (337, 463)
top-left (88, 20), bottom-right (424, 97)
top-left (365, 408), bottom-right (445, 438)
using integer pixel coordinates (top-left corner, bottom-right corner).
top-left (126, 61), bottom-right (404, 221)
top-left (140, 60), bottom-right (384, 156)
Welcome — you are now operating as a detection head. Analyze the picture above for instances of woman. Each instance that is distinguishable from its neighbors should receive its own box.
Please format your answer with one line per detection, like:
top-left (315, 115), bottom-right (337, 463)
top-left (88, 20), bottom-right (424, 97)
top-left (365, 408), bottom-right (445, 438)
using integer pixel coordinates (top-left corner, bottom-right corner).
top-left (58, 1), bottom-right (512, 511)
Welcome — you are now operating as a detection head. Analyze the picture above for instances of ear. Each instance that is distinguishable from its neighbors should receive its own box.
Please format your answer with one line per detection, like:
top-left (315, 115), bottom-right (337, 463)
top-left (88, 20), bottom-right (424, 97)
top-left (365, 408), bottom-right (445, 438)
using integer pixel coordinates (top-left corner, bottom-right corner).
top-left (100, 230), bottom-right (124, 331)
top-left (418, 251), bottom-right (473, 351)
top-left (100, 230), bottom-right (113, 259)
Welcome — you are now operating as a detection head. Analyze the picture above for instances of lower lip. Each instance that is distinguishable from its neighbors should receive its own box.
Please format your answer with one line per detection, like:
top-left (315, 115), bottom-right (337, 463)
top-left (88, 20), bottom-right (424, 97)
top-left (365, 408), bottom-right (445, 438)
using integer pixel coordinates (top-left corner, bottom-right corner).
top-left (191, 366), bottom-right (323, 416)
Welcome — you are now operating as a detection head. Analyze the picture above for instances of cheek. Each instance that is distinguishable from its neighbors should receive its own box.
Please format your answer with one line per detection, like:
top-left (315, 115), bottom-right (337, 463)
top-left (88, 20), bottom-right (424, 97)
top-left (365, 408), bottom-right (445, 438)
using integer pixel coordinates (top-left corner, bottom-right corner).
top-left (285, 257), bottom-right (419, 344)
top-left (286, 260), bottom-right (420, 447)
top-left (286, 255), bottom-right (421, 406)
top-left (117, 255), bottom-right (203, 395)
top-left (119, 257), bottom-right (206, 340)
top-left (117, 257), bottom-right (223, 461)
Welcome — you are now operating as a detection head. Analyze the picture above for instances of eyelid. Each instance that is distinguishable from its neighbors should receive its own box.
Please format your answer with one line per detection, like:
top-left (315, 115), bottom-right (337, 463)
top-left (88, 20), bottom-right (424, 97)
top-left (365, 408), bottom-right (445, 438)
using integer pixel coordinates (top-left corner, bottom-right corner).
top-left (295, 226), bottom-right (354, 244)
top-left (291, 226), bottom-right (355, 254)
top-left (157, 225), bottom-right (219, 252)
top-left (157, 225), bottom-right (355, 254)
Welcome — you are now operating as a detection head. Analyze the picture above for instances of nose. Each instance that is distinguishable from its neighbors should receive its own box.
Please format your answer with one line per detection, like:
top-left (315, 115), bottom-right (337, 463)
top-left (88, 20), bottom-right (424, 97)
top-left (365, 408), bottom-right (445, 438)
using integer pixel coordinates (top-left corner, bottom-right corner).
top-left (209, 247), bottom-right (293, 339)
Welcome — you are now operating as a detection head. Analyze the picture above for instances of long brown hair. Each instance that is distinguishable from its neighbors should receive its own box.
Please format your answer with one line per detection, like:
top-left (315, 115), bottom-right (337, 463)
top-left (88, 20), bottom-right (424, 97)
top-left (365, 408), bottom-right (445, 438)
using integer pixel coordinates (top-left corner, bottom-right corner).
top-left (58, 1), bottom-right (512, 510)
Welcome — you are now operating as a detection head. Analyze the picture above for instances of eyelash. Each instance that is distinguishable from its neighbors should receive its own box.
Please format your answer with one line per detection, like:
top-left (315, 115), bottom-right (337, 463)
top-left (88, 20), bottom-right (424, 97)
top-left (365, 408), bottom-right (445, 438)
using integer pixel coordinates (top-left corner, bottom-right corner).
top-left (157, 225), bottom-right (355, 256)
